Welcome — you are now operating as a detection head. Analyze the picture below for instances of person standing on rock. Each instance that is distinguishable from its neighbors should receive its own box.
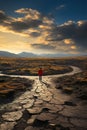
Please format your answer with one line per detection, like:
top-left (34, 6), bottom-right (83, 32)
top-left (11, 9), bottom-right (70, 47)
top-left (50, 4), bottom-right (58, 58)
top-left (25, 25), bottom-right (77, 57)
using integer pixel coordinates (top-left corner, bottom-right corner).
top-left (38, 67), bottom-right (43, 81)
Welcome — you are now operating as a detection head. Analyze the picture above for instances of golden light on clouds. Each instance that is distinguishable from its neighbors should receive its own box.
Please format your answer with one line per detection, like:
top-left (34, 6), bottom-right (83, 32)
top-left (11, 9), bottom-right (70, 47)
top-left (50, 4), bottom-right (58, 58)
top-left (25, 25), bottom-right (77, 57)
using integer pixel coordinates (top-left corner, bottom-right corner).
top-left (71, 45), bottom-right (76, 49)
top-left (0, 31), bottom-right (32, 53)
top-left (64, 39), bottom-right (73, 44)
top-left (0, 25), bottom-right (29, 37)
top-left (0, 8), bottom-right (87, 54)
top-left (36, 36), bottom-right (47, 44)
top-left (0, 40), bottom-right (32, 54)
top-left (43, 17), bottom-right (54, 24)
top-left (39, 25), bottom-right (52, 30)
top-left (77, 20), bottom-right (85, 26)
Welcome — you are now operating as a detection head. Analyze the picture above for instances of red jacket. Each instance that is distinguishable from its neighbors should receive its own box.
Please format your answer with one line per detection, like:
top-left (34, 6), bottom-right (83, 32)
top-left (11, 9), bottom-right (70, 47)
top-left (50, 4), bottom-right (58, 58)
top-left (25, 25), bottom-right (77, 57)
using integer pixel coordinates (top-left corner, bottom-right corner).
top-left (38, 69), bottom-right (43, 76)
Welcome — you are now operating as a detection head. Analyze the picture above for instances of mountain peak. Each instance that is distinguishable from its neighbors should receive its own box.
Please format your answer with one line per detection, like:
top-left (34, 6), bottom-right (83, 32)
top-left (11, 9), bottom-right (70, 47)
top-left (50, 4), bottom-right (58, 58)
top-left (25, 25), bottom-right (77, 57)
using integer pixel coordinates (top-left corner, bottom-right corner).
top-left (18, 52), bottom-right (37, 57)
top-left (0, 51), bottom-right (18, 57)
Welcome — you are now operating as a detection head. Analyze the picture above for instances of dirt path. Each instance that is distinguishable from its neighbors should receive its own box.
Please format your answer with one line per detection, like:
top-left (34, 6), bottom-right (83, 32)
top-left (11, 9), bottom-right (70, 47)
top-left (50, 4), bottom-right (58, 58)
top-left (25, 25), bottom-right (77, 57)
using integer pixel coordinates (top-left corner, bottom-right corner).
top-left (0, 66), bottom-right (87, 130)
top-left (0, 65), bottom-right (81, 79)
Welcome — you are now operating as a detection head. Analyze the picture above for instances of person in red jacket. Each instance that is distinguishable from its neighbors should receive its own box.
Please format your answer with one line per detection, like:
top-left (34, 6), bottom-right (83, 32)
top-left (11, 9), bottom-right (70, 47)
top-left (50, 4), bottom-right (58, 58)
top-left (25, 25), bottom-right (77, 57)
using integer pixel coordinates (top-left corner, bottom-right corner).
top-left (38, 67), bottom-right (43, 81)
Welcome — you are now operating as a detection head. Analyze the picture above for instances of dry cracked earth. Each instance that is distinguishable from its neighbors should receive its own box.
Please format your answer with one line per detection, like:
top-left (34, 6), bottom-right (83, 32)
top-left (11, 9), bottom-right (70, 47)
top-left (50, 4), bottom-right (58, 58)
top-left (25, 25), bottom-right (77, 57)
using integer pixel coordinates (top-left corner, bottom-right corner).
top-left (0, 66), bottom-right (87, 130)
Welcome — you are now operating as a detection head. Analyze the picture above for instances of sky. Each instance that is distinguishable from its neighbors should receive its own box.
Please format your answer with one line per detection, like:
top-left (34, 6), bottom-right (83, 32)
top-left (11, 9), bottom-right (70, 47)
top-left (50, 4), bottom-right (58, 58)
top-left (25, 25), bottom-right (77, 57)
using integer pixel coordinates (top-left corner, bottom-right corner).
top-left (0, 0), bottom-right (87, 55)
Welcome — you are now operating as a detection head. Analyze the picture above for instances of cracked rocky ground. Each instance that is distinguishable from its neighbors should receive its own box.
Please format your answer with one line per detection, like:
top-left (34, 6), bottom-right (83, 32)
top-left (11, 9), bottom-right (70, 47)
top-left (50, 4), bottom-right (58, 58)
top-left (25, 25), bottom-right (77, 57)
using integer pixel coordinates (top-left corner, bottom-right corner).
top-left (0, 66), bottom-right (87, 130)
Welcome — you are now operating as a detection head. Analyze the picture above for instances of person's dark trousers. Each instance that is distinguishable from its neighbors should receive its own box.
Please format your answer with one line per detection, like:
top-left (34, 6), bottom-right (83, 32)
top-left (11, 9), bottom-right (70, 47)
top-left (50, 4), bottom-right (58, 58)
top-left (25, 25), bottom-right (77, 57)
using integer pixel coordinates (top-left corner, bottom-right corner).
top-left (39, 75), bottom-right (42, 81)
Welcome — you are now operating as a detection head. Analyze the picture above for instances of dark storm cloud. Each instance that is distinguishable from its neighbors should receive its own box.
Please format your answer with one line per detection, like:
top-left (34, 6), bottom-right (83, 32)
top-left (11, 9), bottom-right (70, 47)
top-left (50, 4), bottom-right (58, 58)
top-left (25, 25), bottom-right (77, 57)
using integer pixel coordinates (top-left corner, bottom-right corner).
top-left (9, 19), bottom-right (42, 32)
top-left (0, 9), bottom-right (52, 33)
top-left (32, 43), bottom-right (55, 50)
top-left (47, 21), bottom-right (87, 51)
top-left (0, 10), bottom-right (9, 23)
top-left (47, 21), bottom-right (77, 41)
top-left (29, 32), bottom-right (41, 37)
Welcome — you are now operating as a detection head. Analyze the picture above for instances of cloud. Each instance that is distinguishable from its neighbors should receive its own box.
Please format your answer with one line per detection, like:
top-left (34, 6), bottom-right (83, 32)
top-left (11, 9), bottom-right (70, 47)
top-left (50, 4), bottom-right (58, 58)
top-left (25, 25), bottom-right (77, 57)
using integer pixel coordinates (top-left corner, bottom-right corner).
top-left (56, 5), bottom-right (65, 10)
top-left (0, 11), bottom-right (7, 21)
top-left (0, 10), bottom-right (10, 23)
top-left (71, 45), bottom-right (77, 49)
top-left (9, 19), bottom-right (42, 32)
top-left (29, 32), bottom-right (41, 37)
top-left (0, 10), bottom-right (14, 27)
top-left (64, 39), bottom-right (73, 44)
top-left (0, 9), bottom-right (54, 36)
top-left (15, 8), bottom-right (40, 18)
top-left (9, 9), bottom-right (43, 32)
top-left (46, 20), bottom-right (87, 52)
top-left (32, 43), bottom-right (55, 50)
top-left (0, 8), bottom-right (87, 54)
top-left (31, 41), bottom-right (75, 53)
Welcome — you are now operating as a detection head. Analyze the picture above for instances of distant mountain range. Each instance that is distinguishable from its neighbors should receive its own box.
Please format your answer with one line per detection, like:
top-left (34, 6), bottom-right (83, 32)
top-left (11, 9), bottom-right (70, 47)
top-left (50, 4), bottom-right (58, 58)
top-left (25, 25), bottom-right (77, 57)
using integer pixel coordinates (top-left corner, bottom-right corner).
top-left (0, 51), bottom-right (18, 57)
top-left (18, 52), bottom-right (37, 57)
top-left (0, 51), bottom-right (86, 58)
top-left (18, 52), bottom-right (69, 58)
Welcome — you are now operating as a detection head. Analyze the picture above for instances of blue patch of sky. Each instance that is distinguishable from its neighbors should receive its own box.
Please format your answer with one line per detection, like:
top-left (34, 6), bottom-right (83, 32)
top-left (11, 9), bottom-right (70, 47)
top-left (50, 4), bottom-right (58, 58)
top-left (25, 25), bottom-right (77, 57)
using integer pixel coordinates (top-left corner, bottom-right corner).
top-left (0, 0), bottom-right (87, 24)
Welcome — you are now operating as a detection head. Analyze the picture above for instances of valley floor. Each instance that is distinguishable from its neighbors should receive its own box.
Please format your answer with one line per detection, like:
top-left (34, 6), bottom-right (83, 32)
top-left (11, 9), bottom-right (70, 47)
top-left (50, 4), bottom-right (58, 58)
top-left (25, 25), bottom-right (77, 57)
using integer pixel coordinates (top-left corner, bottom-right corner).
top-left (0, 66), bottom-right (87, 130)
